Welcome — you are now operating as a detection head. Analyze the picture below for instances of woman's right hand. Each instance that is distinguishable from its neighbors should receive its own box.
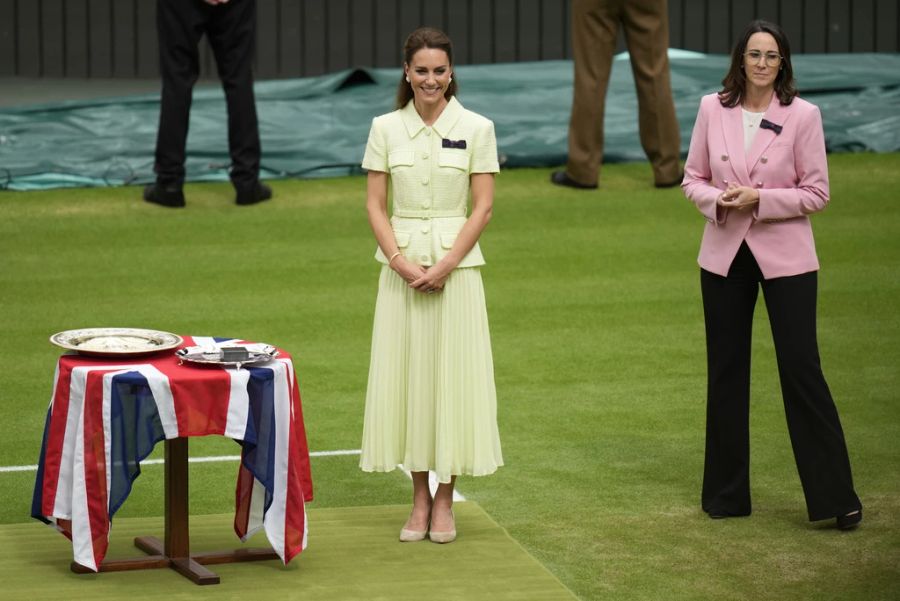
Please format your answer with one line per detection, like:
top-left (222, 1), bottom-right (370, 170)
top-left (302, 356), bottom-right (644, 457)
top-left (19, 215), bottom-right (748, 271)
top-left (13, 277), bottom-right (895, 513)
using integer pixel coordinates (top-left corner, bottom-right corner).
top-left (392, 256), bottom-right (426, 284)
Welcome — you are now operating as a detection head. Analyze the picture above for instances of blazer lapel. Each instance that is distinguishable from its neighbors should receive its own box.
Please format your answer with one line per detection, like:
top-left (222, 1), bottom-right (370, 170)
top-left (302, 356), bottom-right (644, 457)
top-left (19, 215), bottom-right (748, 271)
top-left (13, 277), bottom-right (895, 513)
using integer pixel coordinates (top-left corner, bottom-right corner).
top-left (722, 104), bottom-right (751, 185)
top-left (746, 95), bottom-right (792, 174)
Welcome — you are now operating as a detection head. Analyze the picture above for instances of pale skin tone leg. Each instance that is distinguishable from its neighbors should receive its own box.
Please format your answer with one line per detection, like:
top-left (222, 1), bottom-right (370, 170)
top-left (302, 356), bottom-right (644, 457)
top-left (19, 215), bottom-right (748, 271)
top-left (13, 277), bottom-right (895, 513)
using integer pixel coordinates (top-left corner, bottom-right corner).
top-left (403, 473), bottom-right (457, 532)
top-left (431, 476), bottom-right (456, 533)
top-left (404, 472), bottom-right (433, 531)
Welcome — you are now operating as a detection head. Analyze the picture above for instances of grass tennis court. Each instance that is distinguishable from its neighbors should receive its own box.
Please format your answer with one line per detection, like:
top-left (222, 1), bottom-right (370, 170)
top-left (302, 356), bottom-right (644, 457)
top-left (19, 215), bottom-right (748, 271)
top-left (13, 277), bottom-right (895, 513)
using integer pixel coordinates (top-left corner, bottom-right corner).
top-left (1, 156), bottom-right (898, 600)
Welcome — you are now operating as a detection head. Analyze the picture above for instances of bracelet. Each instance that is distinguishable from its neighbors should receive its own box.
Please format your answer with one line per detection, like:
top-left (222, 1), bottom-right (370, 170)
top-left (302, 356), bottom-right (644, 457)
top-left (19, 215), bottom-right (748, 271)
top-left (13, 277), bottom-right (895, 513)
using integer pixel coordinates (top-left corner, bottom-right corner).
top-left (388, 251), bottom-right (402, 265)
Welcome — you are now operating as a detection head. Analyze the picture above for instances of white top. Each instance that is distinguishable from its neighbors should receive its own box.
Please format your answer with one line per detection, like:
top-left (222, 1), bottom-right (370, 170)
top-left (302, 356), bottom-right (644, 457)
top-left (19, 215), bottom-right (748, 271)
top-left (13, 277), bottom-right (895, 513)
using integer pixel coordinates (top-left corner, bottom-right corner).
top-left (742, 108), bottom-right (766, 153)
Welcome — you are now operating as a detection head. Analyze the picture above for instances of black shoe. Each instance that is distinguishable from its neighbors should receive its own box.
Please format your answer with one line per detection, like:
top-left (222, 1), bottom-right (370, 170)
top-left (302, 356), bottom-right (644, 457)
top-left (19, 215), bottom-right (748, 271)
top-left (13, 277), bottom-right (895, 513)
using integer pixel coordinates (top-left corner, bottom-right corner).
top-left (235, 182), bottom-right (273, 206)
top-left (143, 184), bottom-right (185, 208)
top-left (654, 172), bottom-right (684, 188)
top-left (550, 170), bottom-right (597, 190)
top-left (836, 509), bottom-right (862, 530)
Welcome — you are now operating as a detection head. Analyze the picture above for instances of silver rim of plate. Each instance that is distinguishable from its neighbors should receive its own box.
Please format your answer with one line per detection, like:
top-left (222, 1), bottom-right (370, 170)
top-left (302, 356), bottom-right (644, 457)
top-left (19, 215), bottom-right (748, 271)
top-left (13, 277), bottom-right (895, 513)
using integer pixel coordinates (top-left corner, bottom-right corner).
top-left (176, 344), bottom-right (278, 368)
top-left (49, 328), bottom-right (183, 357)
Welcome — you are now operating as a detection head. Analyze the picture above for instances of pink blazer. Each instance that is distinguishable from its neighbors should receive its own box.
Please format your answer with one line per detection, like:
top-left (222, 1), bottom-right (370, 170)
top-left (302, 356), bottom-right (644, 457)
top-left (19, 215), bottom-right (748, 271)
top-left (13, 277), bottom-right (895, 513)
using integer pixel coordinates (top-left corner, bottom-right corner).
top-left (682, 93), bottom-right (830, 279)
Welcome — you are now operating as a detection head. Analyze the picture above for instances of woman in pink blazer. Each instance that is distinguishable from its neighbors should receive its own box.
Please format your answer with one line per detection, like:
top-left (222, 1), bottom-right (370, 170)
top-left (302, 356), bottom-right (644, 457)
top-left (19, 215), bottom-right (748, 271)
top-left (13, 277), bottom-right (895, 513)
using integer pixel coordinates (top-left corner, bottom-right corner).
top-left (682, 20), bottom-right (862, 529)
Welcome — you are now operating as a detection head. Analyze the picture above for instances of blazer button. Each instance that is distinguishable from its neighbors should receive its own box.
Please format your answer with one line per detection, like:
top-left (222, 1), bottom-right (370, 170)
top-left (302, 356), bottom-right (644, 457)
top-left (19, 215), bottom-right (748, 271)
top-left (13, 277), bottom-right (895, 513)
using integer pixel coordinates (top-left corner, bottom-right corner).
top-left (422, 152), bottom-right (429, 159)
top-left (421, 227), bottom-right (430, 234)
top-left (423, 202), bottom-right (431, 209)
top-left (756, 181), bottom-right (763, 188)
top-left (420, 254), bottom-right (430, 263)
top-left (425, 129), bottom-right (432, 136)
top-left (421, 179), bottom-right (429, 185)
top-left (721, 154), bottom-right (728, 161)
top-left (760, 156), bottom-right (768, 164)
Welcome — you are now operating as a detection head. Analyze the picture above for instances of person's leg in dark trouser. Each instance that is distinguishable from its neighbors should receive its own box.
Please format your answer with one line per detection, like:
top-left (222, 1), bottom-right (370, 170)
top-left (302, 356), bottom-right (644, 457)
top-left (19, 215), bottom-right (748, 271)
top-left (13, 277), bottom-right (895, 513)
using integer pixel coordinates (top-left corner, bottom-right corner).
top-left (206, 0), bottom-right (270, 204)
top-left (700, 243), bottom-right (761, 517)
top-left (761, 272), bottom-right (862, 522)
top-left (560, 0), bottom-right (621, 188)
top-left (151, 0), bottom-right (207, 200)
top-left (621, 0), bottom-right (681, 186)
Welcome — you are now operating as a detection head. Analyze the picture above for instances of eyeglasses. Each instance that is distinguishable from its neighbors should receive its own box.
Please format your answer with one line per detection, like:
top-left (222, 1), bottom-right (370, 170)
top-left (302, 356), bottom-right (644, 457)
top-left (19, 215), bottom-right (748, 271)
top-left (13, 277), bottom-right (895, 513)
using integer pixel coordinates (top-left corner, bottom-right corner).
top-left (744, 50), bottom-right (782, 67)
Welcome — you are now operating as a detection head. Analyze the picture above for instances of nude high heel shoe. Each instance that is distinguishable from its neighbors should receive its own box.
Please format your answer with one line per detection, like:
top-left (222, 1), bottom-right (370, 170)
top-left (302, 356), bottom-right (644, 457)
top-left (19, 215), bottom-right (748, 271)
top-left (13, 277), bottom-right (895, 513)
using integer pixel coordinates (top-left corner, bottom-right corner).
top-left (428, 510), bottom-right (456, 544)
top-left (399, 518), bottom-right (429, 542)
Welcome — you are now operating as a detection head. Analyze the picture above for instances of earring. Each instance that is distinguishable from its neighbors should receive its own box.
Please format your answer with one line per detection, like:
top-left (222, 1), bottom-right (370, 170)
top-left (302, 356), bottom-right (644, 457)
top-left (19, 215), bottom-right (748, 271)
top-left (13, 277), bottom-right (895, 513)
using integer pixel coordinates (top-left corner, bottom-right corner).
top-left (449, 76), bottom-right (453, 83)
top-left (405, 76), bottom-right (410, 83)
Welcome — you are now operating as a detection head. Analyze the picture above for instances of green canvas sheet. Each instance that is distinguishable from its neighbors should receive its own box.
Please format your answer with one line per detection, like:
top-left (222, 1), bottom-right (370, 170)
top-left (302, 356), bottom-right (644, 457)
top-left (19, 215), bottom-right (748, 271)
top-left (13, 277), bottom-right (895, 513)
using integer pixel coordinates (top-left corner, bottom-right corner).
top-left (1, 51), bottom-right (898, 190)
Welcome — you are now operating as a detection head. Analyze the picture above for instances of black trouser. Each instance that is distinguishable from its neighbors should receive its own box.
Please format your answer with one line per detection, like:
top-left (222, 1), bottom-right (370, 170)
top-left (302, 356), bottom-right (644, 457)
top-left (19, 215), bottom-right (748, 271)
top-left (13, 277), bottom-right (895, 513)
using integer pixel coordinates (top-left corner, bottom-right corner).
top-left (700, 242), bottom-right (861, 521)
top-left (154, 0), bottom-right (260, 190)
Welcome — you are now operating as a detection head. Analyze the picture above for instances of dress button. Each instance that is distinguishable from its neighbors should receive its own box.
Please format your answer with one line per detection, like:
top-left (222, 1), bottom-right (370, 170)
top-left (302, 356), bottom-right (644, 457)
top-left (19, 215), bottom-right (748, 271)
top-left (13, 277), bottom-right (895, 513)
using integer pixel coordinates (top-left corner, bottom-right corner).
top-left (423, 202), bottom-right (431, 209)
top-left (422, 152), bottom-right (430, 159)
top-left (422, 179), bottom-right (429, 185)
top-left (425, 129), bottom-right (431, 136)
top-left (421, 227), bottom-right (430, 234)
top-left (420, 255), bottom-right (429, 262)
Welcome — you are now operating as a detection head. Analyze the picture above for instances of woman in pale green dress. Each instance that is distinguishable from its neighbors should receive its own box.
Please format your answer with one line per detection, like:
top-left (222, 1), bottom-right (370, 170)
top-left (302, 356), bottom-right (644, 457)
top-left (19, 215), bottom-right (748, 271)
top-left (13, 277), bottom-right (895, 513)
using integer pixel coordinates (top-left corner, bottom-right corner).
top-left (359, 27), bottom-right (503, 544)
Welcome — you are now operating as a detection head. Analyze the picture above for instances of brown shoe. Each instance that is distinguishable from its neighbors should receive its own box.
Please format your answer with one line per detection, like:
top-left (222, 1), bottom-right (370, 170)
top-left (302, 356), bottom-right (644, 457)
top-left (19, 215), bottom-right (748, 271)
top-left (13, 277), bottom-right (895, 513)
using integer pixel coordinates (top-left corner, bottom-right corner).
top-left (654, 172), bottom-right (684, 188)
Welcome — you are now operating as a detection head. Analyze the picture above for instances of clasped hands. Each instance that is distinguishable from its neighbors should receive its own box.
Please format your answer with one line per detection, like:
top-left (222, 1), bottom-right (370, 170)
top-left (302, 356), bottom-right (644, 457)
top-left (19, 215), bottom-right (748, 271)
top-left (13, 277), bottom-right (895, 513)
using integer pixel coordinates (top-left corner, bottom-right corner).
top-left (718, 182), bottom-right (759, 210)
top-left (393, 257), bottom-right (451, 295)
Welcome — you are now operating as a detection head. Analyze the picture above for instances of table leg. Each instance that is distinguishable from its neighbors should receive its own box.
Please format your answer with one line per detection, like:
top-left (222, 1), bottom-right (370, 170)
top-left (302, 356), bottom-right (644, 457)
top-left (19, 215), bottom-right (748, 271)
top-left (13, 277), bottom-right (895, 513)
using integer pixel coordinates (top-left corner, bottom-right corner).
top-left (70, 437), bottom-right (278, 584)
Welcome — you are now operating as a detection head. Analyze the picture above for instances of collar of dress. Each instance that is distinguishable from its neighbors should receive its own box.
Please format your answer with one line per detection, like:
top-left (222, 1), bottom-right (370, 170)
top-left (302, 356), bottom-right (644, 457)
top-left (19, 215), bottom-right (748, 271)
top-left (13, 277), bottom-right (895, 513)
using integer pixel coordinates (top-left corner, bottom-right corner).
top-left (400, 96), bottom-right (464, 139)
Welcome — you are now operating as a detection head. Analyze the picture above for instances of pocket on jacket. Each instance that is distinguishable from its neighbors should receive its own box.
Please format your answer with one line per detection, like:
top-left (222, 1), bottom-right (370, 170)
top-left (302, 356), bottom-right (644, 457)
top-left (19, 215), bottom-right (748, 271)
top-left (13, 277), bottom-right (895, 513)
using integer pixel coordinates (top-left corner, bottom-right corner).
top-left (388, 150), bottom-right (415, 171)
top-left (438, 151), bottom-right (469, 171)
top-left (394, 232), bottom-right (411, 247)
top-left (440, 233), bottom-right (457, 249)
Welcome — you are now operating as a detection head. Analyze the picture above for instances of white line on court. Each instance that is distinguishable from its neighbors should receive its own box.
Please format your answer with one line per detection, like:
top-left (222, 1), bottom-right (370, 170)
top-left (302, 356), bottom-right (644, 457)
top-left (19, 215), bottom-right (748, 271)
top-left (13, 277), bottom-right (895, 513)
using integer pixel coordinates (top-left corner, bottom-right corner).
top-left (3, 450), bottom-right (467, 502)
top-left (0, 448), bottom-right (362, 473)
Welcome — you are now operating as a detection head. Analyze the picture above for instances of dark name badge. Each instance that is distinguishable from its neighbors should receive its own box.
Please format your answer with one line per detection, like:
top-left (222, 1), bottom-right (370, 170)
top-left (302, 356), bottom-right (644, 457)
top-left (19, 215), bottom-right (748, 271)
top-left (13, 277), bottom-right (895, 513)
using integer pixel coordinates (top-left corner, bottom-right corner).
top-left (442, 139), bottom-right (467, 149)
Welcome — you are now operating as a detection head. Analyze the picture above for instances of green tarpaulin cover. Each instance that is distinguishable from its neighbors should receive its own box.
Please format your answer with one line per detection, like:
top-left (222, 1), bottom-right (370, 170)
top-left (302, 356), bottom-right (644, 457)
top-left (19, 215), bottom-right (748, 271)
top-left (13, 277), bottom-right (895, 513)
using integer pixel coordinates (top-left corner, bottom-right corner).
top-left (1, 51), bottom-right (898, 190)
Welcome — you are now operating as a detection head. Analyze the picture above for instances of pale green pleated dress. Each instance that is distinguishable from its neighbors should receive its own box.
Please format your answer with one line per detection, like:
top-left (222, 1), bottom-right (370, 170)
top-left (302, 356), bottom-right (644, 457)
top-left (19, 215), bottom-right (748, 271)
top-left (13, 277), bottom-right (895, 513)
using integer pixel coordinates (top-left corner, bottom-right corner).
top-left (359, 98), bottom-right (503, 483)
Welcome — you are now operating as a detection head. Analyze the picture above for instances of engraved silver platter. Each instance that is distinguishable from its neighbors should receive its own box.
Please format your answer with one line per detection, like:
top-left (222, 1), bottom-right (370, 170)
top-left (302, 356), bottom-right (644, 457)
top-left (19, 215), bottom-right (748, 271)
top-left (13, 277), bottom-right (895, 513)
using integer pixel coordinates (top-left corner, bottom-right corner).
top-left (176, 343), bottom-right (278, 369)
top-left (49, 327), bottom-right (183, 357)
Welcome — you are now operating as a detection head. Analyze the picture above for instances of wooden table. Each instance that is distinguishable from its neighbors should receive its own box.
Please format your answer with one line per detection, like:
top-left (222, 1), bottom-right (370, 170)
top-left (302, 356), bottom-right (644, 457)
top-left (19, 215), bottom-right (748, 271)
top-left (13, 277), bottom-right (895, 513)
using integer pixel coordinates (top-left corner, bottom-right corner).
top-left (69, 438), bottom-right (278, 585)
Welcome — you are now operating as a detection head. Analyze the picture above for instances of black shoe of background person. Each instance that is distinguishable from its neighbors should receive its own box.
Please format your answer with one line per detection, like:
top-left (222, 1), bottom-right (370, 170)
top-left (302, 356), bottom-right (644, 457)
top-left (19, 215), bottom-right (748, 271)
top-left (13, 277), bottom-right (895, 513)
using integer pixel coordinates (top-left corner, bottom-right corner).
top-left (235, 182), bottom-right (273, 206)
top-left (143, 184), bottom-right (186, 208)
top-left (836, 509), bottom-right (862, 530)
top-left (654, 171), bottom-right (684, 188)
top-left (550, 170), bottom-right (598, 190)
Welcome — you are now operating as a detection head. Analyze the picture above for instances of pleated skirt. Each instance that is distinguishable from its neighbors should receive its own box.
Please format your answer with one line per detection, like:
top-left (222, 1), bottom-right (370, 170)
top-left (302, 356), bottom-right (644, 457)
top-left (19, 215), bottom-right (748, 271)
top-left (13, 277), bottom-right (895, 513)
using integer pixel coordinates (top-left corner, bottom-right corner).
top-left (359, 265), bottom-right (503, 483)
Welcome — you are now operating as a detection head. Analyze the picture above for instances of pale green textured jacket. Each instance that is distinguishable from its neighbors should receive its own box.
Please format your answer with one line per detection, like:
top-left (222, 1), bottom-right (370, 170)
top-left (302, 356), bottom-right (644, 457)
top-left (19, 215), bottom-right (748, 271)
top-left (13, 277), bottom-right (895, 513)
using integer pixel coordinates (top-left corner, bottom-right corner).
top-left (362, 97), bottom-right (500, 268)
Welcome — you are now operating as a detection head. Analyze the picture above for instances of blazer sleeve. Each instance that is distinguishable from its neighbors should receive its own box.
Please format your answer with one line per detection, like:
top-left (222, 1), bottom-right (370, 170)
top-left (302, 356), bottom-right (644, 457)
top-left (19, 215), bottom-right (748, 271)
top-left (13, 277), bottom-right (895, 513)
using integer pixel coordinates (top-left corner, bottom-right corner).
top-left (682, 96), bottom-right (726, 224)
top-left (755, 104), bottom-right (829, 220)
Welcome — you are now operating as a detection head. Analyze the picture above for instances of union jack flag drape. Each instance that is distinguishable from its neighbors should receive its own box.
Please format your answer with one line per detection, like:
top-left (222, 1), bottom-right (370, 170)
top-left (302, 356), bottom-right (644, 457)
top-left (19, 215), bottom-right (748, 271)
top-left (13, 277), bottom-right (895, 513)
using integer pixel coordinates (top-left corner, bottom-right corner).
top-left (31, 336), bottom-right (313, 572)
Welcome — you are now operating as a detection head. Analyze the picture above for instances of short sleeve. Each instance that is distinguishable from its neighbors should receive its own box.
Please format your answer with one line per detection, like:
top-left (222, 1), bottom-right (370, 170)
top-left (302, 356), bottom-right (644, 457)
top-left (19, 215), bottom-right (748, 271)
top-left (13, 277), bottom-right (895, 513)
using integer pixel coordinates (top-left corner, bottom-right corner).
top-left (470, 120), bottom-right (500, 174)
top-left (361, 118), bottom-right (388, 172)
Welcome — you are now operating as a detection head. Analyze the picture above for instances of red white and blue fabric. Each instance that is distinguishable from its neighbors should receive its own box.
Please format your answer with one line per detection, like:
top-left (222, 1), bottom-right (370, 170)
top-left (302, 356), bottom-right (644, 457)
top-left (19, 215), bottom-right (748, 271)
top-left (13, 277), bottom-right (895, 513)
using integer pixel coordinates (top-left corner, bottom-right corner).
top-left (31, 336), bottom-right (313, 572)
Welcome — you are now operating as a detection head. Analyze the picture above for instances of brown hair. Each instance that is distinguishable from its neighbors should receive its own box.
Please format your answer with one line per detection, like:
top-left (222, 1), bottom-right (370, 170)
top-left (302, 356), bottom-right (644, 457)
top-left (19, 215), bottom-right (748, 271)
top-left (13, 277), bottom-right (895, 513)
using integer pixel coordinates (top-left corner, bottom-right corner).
top-left (718, 20), bottom-right (797, 108)
top-left (395, 27), bottom-right (458, 109)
